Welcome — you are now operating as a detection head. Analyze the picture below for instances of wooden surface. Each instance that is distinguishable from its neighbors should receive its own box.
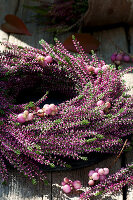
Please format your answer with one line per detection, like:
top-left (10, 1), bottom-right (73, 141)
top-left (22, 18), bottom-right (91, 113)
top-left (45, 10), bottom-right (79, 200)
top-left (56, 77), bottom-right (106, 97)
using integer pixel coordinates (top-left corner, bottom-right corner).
top-left (0, 0), bottom-right (133, 199)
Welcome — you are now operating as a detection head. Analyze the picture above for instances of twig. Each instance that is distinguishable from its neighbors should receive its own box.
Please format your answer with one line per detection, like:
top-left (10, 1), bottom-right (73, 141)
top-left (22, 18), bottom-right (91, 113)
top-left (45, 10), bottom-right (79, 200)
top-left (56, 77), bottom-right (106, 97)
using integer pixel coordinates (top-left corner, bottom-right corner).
top-left (109, 139), bottom-right (128, 168)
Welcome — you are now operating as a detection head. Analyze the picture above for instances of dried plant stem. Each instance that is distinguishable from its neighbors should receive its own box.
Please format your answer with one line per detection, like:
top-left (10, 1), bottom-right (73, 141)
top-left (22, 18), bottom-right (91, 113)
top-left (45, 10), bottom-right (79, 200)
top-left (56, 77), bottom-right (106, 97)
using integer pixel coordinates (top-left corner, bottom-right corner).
top-left (109, 139), bottom-right (128, 168)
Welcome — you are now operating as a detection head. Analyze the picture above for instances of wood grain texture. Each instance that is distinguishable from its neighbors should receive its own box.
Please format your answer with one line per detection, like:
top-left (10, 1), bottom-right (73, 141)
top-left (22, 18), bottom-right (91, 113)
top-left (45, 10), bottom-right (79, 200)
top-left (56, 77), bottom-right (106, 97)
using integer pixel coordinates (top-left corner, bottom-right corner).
top-left (126, 136), bottom-right (133, 200)
top-left (0, 167), bottom-right (51, 200)
top-left (0, 0), bottom-right (19, 25)
top-left (8, 0), bottom-right (54, 48)
top-left (0, 0), bottom-right (133, 199)
top-left (93, 27), bottom-right (128, 64)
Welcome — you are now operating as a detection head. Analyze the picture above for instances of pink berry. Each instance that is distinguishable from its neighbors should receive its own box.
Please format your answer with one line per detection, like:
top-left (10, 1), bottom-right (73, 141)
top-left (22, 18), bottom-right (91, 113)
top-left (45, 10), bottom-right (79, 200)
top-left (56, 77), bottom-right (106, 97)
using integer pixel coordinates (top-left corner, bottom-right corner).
top-left (36, 55), bottom-right (47, 66)
top-left (43, 104), bottom-right (49, 111)
top-left (99, 174), bottom-right (106, 182)
top-left (61, 181), bottom-right (66, 186)
top-left (45, 106), bottom-right (52, 115)
top-left (95, 168), bottom-right (100, 172)
top-left (17, 113), bottom-right (26, 123)
top-left (99, 110), bottom-right (104, 116)
top-left (45, 55), bottom-right (53, 63)
top-left (26, 113), bottom-right (34, 121)
top-left (115, 54), bottom-right (123, 61)
top-left (123, 55), bottom-right (130, 62)
top-left (64, 177), bottom-right (69, 184)
top-left (37, 109), bottom-right (44, 117)
top-left (102, 65), bottom-right (109, 71)
top-left (97, 100), bottom-right (104, 106)
top-left (94, 67), bottom-right (101, 74)
top-left (103, 168), bottom-right (109, 175)
top-left (62, 184), bottom-right (71, 193)
top-left (51, 111), bottom-right (56, 116)
top-left (100, 60), bottom-right (105, 66)
top-left (105, 102), bottom-right (111, 108)
top-left (114, 60), bottom-right (121, 65)
top-left (98, 168), bottom-right (104, 175)
top-left (36, 107), bottom-right (40, 112)
top-left (49, 104), bottom-right (56, 111)
top-left (88, 170), bottom-right (95, 177)
top-left (111, 54), bottom-right (116, 62)
top-left (73, 180), bottom-right (81, 190)
top-left (23, 110), bottom-right (29, 118)
top-left (92, 172), bottom-right (99, 181)
top-left (88, 180), bottom-right (95, 186)
top-left (87, 66), bottom-right (95, 73)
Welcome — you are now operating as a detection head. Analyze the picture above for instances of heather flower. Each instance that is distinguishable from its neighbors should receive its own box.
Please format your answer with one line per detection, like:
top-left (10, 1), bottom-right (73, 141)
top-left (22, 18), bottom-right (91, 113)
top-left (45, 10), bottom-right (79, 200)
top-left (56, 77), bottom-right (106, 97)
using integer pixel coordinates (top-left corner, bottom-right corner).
top-left (0, 37), bottom-right (132, 187)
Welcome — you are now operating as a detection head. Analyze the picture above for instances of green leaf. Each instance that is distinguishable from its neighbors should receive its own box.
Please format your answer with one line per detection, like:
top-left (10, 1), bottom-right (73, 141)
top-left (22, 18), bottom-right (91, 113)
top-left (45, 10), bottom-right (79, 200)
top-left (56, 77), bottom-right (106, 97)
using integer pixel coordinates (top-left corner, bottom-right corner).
top-left (18, 46), bottom-right (24, 49)
top-left (64, 56), bottom-right (71, 63)
top-left (95, 190), bottom-right (103, 196)
top-left (0, 109), bottom-right (5, 115)
top-left (54, 37), bottom-right (58, 42)
top-left (85, 138), bottom-right (97, 143)
top-left (72, 35), bottom-right (75, 40)
top-left (25, 101), bottom-right (35, 110)
top-left (80, 156), bottom-right (88, 161)
top-left (14, 150), bottom-right (21, 155)
top-left (14, 122), bottom-right (20, 126)
top-left (49, 163), bottom-right (55, 168)
top-left (77, 94), bottom-right (84, 100)
top-left (95, 147), bottom-right (101, 151)
top-left (91, 50), bottom-right (95, 55)
top-left (34, 144), bottom-right (41, 150)
top-left (54, 119), bottom-right (61, 124)
top-left (8, 105), bottom-right (14, 109)
top-left (65, 164), bottom-right (72, 168)
top-left (80, 119), bottom-right (90, 125)
top-left (118, 108), bottom-right (124, 114)
top-left (0, 121), bottom-right (4, 125)
top-left (32, 178), bottom-right (37, 185)
top-left (105, 114), bottom-right (112, 118)
top-left (44, 180), bottom-right (48, 185)
top-left (96, 134), bottom-right (104, 139)
top-left (27, 146), bottom-right (33, 151)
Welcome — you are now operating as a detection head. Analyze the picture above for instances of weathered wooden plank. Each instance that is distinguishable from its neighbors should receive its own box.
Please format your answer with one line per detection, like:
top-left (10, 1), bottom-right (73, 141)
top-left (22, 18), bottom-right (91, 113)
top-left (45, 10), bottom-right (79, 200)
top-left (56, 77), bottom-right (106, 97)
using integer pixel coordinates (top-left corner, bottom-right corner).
top-left (0, 0), bottom-right (19, 25)
top-left (0, 0), bottom-right (18, 51)
top-left (0, 167), bottom-right (51, 200)
top-left (0, 30), bottom-right (8, 51)
top-left (8, 0), bottom-right (54, 48)
top-left (126, 137), bottom-right (133, 200)
top-left (93, 27), bottom-right (128, 64)
top-left (0, 1), bottom-right (52, 200)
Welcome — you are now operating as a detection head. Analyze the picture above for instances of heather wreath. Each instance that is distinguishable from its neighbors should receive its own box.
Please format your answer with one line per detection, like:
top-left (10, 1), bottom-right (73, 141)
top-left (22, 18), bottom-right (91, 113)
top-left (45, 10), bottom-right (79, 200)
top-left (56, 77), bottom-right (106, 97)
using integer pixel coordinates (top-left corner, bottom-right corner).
top-left (0, 37), bottom-right (133, 197)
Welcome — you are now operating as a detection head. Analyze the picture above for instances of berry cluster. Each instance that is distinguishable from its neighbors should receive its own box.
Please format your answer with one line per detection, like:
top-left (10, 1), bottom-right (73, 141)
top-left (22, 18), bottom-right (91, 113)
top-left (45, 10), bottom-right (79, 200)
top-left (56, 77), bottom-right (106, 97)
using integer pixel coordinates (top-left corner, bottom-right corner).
top-left (0, 37), bottom-right (132, 190)
top-left (88, 168), bottom-right (109, 186)
top-left (96, 100), bottom-right (111, 115)
top-left (86, 64), bottom-right (110, 74)
top-left (111, 52), bottom-right (132, 65)
top-left (80, 164), bottom-right (133, 199)
top-left (17, 103), bottom-right (58, 123)
top-left (17, 110), bottom-right (34, 123)
top-left (36, 55), bottom-right (53, 67)
top-left (38, 103), bottom-right (58, 116)
top-left (62, 177), bottom-right (81, 194)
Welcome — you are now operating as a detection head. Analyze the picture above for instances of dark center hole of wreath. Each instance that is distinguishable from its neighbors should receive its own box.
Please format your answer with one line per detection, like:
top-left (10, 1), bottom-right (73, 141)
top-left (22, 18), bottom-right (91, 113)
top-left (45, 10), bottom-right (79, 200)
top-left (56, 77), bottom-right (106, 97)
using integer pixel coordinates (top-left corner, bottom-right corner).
top-left (13, 74), bottom-right (76, 106)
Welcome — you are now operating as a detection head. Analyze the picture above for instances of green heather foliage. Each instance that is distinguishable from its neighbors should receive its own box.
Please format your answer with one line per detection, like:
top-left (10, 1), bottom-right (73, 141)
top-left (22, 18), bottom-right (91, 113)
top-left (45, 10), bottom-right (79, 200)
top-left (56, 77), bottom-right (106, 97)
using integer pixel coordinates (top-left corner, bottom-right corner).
top-left (0, 38), bottom-right (132, 196)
